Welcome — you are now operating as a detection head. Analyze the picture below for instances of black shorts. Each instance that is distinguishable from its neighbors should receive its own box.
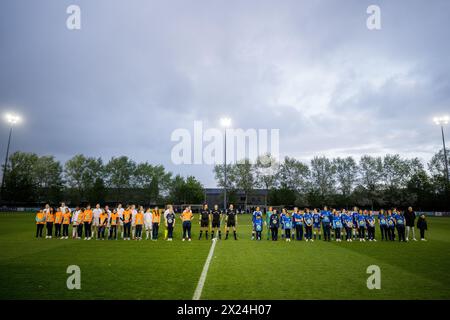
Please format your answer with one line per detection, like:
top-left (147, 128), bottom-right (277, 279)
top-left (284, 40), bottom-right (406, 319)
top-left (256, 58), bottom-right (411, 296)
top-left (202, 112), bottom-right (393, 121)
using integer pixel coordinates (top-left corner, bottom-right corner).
top-left (227, 221), bottom-right (236, 227)
top-left (212, 220), bottom-right (220, 228)
top-left (200, 220), bottom-right (209, 228)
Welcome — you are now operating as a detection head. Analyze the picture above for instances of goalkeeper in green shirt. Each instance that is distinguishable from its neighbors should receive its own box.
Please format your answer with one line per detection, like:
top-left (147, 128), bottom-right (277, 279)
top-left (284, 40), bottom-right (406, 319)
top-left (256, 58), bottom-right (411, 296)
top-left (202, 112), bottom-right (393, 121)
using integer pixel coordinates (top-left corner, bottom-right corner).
top-left (266, 207), bottom-right (273, 240)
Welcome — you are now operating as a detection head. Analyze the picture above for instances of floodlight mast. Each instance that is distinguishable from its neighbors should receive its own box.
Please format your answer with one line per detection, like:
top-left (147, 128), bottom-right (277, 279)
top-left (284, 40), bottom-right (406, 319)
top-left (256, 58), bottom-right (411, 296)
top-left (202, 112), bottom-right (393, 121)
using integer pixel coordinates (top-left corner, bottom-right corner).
top-left (1, 114), bottom-right (22, 200)
top-left (434, 116), bottom-right (449, 183)
top-left (220, 117), bottom-right (232, 211)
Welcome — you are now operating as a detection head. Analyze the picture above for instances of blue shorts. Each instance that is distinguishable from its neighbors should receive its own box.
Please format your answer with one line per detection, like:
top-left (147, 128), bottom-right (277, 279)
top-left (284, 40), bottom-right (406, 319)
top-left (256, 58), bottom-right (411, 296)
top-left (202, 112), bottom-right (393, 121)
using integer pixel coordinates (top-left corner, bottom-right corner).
top-left (313, 223), bottom-right (321, 229)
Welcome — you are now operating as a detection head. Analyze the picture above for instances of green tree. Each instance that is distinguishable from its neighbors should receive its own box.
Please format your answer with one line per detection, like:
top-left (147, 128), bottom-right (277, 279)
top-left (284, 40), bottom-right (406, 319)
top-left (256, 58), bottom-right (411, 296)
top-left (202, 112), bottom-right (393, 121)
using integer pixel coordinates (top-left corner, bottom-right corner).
top-left (3, 152), bottom-right (39, 203)
top-left (276, 156), bottom-right (310, 192)
top-left (254, 153), bottom-right (278, 207)
top-left (310, 156), bottom-right (336, 205)
top-left (64, 155), bottom-right (104, 203)
top-left (34, 155), bottom-right (64, 203)
top-left (232, 159), bottom-right (255, 210)
top-left (134, 163), bottom-right (172, 203)
top-left (333, 156), bottom-right (358, 208)
top-left (358, 155), bottom-right (383, 208)
top-left (168, 175), bottom-right (204, 204)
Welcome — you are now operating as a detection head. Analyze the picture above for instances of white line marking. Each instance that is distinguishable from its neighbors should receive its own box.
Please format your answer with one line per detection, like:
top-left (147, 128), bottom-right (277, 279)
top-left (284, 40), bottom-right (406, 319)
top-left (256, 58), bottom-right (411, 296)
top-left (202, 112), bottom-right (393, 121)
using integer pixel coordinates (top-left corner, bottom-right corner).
top-left (193, 237), bottom-right (217, 300)
top-left (193, 216), bottom-right (224, 300)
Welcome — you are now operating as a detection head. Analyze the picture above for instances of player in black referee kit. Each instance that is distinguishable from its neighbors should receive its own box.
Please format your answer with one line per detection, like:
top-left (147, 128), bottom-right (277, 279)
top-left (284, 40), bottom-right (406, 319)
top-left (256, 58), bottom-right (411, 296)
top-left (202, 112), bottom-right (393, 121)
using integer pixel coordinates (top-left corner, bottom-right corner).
top-left (198, 204), bottom-right (211, 240)
top-left (225, 204), bottom-right (238, 240)
top-left (211, 204), bottom-right (222, 240)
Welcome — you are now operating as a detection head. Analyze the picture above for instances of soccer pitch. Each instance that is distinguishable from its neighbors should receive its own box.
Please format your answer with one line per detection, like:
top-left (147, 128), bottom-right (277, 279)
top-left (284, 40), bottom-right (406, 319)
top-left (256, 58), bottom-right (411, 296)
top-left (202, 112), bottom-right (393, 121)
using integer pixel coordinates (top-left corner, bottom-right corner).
top-left (0, 212), bottom-right (449, 300)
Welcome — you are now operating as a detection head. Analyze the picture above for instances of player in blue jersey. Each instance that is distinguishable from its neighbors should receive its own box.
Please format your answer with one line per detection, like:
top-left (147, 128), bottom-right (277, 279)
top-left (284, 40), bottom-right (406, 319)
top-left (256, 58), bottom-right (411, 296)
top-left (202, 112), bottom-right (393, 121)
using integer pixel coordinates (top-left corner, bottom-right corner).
top-left (292, 207), bottom-right (304, 241)
top-left (351, 207), bottom-right (359, 240)
top-left (343, 210), bottom-right (353, 242)
top-left (366, 210), bottom-right (376, 241)
top-left (378, 209), bottom-right (388, 241)
top-left (332, 210), bottom-right (343, 242)
top-left (279, 209), bottom-right (286, 240)
top-left (387, 210), bottom-right (396, 241)
top-left (312, 208), bottom-right (321, 240)
top-left (394, 210), bottom-right (406, 242)
top-left (303, 208), bottom-right (313, 241)
top-left (291, 211), bottom-right (296, 240)
top-left (269, 209), bottom-right (280, 241)
top-left (281, 208), bottom-right (292, 242)
top-left (252, 207), bottom-right (263, 240)
top-left (321, 206), bottom-right (332, 241)
top-left (357, 210), bottom-right (367, 242)
top-left (254, 214), bottom-right (263, 241)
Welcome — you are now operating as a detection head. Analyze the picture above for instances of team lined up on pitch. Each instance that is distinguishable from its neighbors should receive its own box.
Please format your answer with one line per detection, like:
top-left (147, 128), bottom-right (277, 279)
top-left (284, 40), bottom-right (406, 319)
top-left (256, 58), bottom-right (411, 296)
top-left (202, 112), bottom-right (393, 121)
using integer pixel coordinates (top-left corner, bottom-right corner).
top-left (34, 203), bottom-right (429, 242)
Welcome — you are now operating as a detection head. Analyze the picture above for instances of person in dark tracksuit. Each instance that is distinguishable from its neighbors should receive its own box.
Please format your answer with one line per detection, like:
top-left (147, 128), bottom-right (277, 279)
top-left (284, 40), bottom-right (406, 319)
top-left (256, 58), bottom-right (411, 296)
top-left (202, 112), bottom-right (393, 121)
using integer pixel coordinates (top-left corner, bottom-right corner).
top-left (394, 210), bottom-right (406, 242)
top-left (269, 209), bottom-right (280, 241)
top-left (417, 214), bottom-right (428, 241)
top-left (165, 209), bottom-right (175, 241)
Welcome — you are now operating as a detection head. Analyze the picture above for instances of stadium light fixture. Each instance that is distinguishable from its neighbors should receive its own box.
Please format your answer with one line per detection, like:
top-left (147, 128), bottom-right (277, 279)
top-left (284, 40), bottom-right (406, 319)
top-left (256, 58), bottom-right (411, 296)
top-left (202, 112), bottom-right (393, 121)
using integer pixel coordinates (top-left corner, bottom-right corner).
top-left (434, 116), bottom-right (449, 126)
top-left (5, 113), bottom-right (21, 125)
top-left (220, 117), bottom-right (232, 128)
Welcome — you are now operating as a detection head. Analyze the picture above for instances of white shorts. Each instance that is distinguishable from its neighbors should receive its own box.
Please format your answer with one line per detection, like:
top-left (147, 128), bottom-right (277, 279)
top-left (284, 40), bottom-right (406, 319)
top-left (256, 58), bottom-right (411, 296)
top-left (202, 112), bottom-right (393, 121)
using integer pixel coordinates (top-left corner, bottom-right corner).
top-left (92, 221), bottom-right (99, 227)
top-left (145, 223), bottom-right (152, 230)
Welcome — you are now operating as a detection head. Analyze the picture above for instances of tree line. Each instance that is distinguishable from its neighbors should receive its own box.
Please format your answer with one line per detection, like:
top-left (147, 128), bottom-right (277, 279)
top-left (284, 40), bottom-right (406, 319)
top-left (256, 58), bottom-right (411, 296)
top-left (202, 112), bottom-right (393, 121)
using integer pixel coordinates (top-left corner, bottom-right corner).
top-left (214, 150), bottom-right (450, 210)
top-left (1, 150), bottom-right (449, 210)
top-left (1, 153), bottom-right (205, 206)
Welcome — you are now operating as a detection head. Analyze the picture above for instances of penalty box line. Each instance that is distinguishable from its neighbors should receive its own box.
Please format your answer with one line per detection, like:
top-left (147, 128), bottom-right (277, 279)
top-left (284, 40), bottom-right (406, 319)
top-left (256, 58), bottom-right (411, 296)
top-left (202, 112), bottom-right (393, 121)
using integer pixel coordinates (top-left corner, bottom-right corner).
top-left (192, 217), bottom-right (224, 300)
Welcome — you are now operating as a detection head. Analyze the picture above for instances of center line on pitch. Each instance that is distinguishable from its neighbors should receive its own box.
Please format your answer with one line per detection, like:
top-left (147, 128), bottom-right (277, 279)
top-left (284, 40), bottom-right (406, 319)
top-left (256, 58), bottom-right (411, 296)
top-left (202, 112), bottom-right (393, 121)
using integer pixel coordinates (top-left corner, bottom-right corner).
top-left (192, 216), bottom-right (224, 300)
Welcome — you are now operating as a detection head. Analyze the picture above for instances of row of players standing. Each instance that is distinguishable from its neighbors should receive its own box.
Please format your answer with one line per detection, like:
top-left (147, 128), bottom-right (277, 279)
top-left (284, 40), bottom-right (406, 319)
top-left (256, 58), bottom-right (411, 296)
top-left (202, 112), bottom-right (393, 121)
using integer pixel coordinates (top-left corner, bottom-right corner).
top-left (253, 206), bottom-right (428, 242)
top-left (34, 203), bottom-right (428, 242)
top-left (35, 203), bottom-right (196, 241)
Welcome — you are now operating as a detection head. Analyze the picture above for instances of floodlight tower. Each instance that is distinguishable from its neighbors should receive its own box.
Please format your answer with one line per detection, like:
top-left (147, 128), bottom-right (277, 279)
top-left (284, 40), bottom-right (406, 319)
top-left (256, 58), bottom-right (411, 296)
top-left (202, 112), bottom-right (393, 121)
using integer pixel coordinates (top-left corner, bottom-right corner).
top-left (220, 117), bottom-right (232, 211)
top-left (1, 113), bottom-right (21, 199)
top-left (433, 116), bottom-right (449, 182)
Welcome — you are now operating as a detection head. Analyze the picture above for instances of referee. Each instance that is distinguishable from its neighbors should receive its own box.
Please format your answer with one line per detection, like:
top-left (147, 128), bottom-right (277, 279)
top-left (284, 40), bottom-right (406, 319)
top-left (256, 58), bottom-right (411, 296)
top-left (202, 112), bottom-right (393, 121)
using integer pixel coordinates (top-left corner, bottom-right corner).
top-left (198, 204), bottom-right (210, 240)
top-left (225, 204), bottom-right (238, 240)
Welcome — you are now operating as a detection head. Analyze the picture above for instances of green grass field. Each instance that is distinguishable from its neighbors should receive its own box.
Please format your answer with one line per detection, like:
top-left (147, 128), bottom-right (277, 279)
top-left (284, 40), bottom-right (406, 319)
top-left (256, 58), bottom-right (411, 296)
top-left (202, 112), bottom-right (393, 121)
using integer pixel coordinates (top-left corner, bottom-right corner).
top-left (0, 212), bottom-right (449, 300)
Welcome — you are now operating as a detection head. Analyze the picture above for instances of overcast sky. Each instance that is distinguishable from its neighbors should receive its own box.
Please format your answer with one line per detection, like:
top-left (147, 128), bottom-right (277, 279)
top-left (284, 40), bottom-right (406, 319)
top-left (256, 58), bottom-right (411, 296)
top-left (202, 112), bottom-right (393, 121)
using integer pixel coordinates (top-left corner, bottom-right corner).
top-left (1, 0), bottom-right (449, 187)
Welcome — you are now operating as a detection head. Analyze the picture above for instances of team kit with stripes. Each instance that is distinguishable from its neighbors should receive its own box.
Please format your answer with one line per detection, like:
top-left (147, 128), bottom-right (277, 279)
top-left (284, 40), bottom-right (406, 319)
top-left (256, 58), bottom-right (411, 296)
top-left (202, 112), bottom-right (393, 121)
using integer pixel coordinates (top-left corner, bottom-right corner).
top-left (34, 203), bottom-right (428, 242)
